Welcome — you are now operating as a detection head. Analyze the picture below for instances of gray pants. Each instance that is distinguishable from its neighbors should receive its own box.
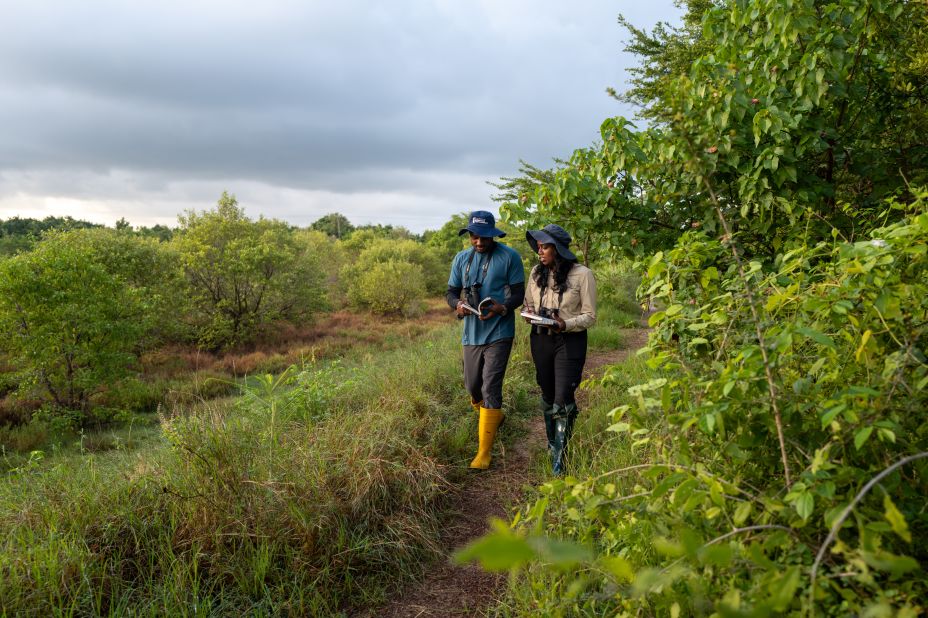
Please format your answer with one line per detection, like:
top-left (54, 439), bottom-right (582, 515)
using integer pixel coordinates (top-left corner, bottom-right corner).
top-left (462, 338), bottom-right (514, 409)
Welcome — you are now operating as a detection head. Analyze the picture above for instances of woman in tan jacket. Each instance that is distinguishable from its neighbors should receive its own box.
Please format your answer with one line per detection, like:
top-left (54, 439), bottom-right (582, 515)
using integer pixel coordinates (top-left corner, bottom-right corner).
top-left (523, 224), bottom-right (596, 475)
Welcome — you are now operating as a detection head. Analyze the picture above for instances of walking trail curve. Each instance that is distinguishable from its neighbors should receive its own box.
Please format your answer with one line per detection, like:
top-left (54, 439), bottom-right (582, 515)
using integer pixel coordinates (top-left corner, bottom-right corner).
top-left (359, 327), bottom-right (649, 618)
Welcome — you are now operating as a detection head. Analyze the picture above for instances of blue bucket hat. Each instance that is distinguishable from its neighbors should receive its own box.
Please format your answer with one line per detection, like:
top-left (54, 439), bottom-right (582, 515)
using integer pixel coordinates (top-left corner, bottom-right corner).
top-left (526, 224), bottom-right (577, 261)
top-left (459, 210), bottom-right (506, 238)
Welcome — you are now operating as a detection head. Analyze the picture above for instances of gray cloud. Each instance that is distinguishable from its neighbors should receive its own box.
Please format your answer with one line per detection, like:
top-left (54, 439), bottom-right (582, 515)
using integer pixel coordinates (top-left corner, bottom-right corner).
top-left (0, 0), bottom-right (680, 231)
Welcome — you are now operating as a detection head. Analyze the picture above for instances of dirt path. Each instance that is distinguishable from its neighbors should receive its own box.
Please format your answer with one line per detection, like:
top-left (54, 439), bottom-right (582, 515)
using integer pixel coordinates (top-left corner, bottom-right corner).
top-left (358, 328), bottom-right (648, 618)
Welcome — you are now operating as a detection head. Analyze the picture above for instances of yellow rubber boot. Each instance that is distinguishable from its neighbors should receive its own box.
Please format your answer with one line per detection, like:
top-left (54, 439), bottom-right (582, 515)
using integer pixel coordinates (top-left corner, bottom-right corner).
top-left (470, 399), bottom-right (483, 415)
top-left (469, 407), bottom-right (503, 470)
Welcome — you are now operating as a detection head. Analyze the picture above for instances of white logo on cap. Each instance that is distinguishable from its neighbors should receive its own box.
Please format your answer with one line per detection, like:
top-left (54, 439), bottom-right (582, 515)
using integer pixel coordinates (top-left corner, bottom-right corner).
top-left (472, 217), bottom-right (488, 225)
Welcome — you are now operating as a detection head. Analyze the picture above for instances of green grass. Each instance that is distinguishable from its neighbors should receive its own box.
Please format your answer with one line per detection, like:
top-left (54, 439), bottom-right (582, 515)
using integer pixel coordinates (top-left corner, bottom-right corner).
top-left (0, 323), bottom-right (538, 616)
top-left (587, 303), bottom-right (642, 352)
top-left (493, 353), bottom-right (654, 617)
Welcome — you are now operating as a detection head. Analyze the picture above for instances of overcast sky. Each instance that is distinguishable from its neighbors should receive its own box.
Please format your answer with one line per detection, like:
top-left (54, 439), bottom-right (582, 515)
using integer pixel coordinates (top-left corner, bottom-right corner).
top-left (0, 1), bottom-right (680, 233)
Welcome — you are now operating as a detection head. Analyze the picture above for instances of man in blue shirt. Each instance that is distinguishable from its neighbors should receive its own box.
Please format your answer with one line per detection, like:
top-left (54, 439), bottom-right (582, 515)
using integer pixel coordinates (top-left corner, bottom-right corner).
top-left (446, 211), bottom-right (525, 469)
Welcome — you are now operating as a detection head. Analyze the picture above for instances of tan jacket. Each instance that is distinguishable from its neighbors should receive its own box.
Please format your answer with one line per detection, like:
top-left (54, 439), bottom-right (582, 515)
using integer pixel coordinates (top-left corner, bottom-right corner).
top-left (525, 264), bottom-right (597, 333)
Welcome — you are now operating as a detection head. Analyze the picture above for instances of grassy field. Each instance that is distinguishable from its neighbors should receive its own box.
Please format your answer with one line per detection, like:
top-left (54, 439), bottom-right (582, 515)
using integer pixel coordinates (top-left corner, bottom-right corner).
top-left (0, 299), bottom-right (456, 471)
top-left (0, 285), bottom-right (641, 616)
top-left (0, 321), bottom-right (539, 615)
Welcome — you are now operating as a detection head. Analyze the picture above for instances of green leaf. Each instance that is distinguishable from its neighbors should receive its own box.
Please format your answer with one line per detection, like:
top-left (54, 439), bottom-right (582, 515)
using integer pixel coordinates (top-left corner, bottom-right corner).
top-left (795, 326), bottom-right (836, 348)
top-left (700, 544), bottom-right (732, 566)
top-left (733, 501), bottom-right (752, 525)
top-left (607, 422), bottom-right (631, 433)
top-left (632, 568), bottom-right (667, 596)
top-left (795, 492), bottom-right (814, 520)
top-left (854, 426), bottom-right (874, 450)
top-left (819, 404), bottom-right (846, 428)
top-left (647, 311), bottom-right (666, 327)
top-left (884, 495), bottom-right (912, 543)
top-left (454, 528), bottom-right (535, 571)
top-left (769, 566), bottom-right (801, 611)
top-left (860, 550), bottom-right (920, 576)
top-left (529, 537), bottom-right (593, 567)
top-left (599, 556), bottom-right (634, 582)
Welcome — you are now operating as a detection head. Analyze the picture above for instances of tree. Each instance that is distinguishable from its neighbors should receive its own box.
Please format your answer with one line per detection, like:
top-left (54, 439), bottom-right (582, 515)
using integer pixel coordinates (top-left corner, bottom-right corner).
top-left (423, 213), bottom-right (471, 262)
top-left (605, 0), bottom-right (928, 252)
top-left (349, 260), bottom-right (427, 316)
top-left (493, 147), bottom-right (683, 263)
top-left (0, 229), bottom-right (171, 417)
top-left (610, 0), bottom-right (717, 120)
top-left (310, 212), bottom-right (355, 239)
top-left (465, 1), bottom-right (928, 613)
top-left (134, 224), bottom-right (174, 242)
top-left (174, 192), bottom-right (328, 349)
top-left (352, 223), bottom-right (417, 241)
top-left (498, 0), bottom-right (928, 261)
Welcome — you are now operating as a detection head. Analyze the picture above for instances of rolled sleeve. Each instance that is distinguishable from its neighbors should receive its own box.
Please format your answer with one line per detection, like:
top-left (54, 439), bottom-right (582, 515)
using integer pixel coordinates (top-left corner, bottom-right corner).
top-left (564, 270), bottom-right (597, 332)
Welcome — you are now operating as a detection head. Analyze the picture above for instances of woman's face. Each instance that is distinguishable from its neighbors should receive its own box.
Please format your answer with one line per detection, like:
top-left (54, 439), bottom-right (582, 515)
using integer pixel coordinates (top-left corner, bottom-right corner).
top-left (538, 243), bottom-right (557, 267)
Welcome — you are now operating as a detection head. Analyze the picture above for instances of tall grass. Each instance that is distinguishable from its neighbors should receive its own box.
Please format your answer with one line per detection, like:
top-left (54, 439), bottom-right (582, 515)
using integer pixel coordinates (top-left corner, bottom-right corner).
top-left (494, 353), bottom-right (653, 617)
top-left (0, 323), bottom-right (537, 616)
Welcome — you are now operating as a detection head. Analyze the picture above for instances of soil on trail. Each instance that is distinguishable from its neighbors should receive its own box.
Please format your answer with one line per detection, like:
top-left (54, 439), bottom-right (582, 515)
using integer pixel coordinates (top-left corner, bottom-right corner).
top-left (360, 328), bottom-right (648, 618)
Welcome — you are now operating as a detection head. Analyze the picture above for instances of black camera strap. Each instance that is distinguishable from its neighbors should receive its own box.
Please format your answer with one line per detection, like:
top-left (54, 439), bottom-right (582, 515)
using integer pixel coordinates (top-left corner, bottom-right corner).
top-left (463, 247), bottom-right (492, 290)
top-left (536, 266), bottom-right (565, 310)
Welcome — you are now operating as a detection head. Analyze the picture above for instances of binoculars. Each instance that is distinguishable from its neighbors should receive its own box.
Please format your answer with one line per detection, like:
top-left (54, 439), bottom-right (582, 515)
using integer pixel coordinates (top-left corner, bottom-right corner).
top-left (536, 307), bottom-right (559, 335)
top-left (466, 282), bottom-right (483, 307)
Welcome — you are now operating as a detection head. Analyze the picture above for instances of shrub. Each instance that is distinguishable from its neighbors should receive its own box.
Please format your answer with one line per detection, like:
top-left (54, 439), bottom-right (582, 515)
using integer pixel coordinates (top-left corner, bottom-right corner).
top-left (465, 199), bottom-right (928, 615)
top-left (0, 419), bottom-right (48, 453)
top-left (0, 230), bottom-right (169, 419)
top-left (342, 238), bottom-right (445, 296)
top-left (595, 260), bottom-right (644, 319)
top-left (347, 260), bottom-right (426, 315)
top-left (294, 229), bottom-right (347, 308)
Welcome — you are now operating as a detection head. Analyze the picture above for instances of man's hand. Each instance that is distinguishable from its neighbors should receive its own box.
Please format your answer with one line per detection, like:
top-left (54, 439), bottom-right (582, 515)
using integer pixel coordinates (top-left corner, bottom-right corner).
top-left (479, 300), bottom-right (506, 321)
top-left (455, 300), bottom-right (469, 318)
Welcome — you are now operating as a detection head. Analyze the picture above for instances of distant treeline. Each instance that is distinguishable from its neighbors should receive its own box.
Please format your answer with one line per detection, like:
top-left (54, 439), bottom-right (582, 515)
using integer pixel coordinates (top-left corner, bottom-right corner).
top-left (0, 216), bottom-right (174, 255)
top-left (0, 213), bottom-right (468, 258)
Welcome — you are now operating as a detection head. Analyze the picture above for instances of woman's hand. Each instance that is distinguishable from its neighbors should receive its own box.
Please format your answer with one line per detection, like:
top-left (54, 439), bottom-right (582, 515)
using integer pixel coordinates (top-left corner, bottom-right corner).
top-left (522, 305), bottom-right (535, 324)
top-left (552, 313), bottom-right (566, 332)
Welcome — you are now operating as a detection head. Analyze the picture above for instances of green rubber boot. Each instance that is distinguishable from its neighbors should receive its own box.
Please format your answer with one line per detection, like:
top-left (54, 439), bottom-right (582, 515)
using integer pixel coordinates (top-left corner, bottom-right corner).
top-left (551, 402), bottom-right (578, 476)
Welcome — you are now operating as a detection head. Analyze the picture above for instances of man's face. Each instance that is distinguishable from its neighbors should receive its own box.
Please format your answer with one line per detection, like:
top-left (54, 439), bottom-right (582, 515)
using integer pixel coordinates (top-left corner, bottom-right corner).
top-left (469, 232), bottom-right (495, 253)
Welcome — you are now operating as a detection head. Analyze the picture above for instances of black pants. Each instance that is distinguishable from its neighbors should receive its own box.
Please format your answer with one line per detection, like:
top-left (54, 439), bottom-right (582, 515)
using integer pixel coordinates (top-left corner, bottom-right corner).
top-left (530, 330), bottom-right (587, 407)
top-left (462, 338), bottom-right (514, 409)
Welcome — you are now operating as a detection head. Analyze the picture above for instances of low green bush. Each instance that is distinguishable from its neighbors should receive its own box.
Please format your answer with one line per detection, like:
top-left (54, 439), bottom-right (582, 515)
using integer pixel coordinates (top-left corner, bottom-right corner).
top-left (0, 419), bottom-right (48, 454)
top-left (347, 259), bottom-right (427, 315)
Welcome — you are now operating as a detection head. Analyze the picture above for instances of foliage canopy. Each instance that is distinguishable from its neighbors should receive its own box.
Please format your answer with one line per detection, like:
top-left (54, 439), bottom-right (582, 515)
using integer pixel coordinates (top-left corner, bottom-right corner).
top-left (174, 192), bottom-right (328, 349)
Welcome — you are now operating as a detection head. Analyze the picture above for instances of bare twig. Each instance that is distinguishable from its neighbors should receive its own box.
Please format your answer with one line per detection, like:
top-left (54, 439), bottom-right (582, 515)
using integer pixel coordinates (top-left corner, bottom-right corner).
top-left (704, 525), bottom-right (793, 546)
top-left (593, 462), bottom-right (760, 503)
top-left (704, 181), bottom-right (792, 489)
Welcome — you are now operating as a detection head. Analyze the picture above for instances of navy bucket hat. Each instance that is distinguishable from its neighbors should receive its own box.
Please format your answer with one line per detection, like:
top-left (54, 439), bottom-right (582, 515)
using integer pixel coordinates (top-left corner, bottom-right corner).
top-left (526, 224), bottom-right (577, 261)
top-left (459, 210), bottom-right (507, 238)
